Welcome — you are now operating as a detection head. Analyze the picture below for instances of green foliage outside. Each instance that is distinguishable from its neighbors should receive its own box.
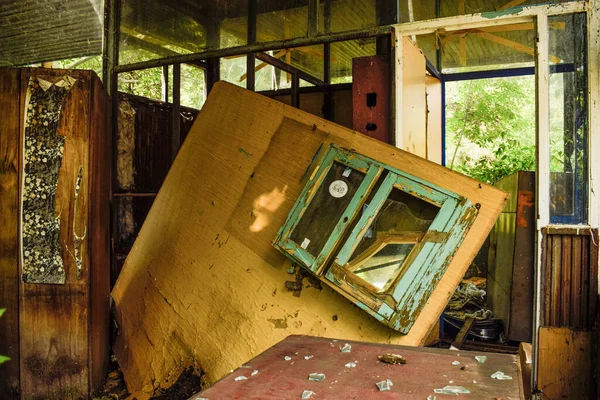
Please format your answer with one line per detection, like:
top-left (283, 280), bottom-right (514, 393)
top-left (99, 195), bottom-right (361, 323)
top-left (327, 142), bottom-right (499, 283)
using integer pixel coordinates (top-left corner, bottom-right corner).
top-left (0, 308), bottom-right (9, 365)
top-left (445, 76), bottom-right (536, 184)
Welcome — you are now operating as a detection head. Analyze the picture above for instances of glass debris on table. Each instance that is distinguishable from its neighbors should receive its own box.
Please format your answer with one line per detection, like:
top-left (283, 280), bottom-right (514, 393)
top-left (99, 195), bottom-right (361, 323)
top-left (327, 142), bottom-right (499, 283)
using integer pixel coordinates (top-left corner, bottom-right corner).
top-left (344, 361), bottom-right (357, 368)
top-left (308, 373), bottom-right (326, 382)
top-left (234, 376), bottom-right (248, 381)
top-left (378, 354), bottom-right (407, 364)
top-left (284, 356), bottom-right (292, 361)
top-left (251, 370), bottom-right (258, 376)
top-left (475, 355), bottom-right (487, 363)
top-left (433, 385), bottom-right (471, 395)
top-left (451, 360), bottom-right (460, 366)
top-left (340, 343), bottom-right (352, 353)
top-left (491, 371), bottom-right (513, 380)
top-left (301, 390), bottom-right (316, 399)
top-left (376, 379), bottom-right (393, 391)
top-left (305, 355), bottom-right (314, 360)
top-left (427, 396), bottom-right (436, 400)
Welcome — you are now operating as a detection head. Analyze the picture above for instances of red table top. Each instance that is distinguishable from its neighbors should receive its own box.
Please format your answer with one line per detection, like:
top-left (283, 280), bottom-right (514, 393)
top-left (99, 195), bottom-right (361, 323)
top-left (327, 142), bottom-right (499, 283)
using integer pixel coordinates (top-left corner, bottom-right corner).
top-left (192, 335), bottom-right (523, 399)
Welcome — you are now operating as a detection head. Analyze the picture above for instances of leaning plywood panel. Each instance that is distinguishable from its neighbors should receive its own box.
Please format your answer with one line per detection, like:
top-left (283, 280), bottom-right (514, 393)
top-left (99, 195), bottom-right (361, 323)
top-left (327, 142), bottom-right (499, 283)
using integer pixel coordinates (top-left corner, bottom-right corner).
top-left (112, 82), bottom-right (508, 396)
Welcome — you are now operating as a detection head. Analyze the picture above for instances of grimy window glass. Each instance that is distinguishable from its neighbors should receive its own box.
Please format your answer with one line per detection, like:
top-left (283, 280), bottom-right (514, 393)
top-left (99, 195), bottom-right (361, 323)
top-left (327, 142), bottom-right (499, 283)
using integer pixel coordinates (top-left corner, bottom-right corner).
top-left (290, 161), bottom-right (365, 257)
top-left (548, 13), bottom-right (588, 224)
top-left (347, 187), bottom-right (440, 291)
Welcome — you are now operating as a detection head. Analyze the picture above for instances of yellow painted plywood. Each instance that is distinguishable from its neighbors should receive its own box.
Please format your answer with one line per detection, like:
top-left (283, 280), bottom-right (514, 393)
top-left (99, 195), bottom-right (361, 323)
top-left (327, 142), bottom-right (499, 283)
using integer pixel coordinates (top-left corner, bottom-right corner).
top-left (112, 82), bottom-right (508, 396)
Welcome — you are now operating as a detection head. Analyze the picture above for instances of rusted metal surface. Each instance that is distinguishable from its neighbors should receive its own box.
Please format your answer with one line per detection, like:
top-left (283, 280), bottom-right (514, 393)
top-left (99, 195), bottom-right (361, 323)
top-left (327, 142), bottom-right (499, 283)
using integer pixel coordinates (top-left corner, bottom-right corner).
top-left (542, 228), bottom-right (598, 329)
top-left (352, 55), bottom-right (390, 143)
top-left (487, 171), bottom-right (535, 342)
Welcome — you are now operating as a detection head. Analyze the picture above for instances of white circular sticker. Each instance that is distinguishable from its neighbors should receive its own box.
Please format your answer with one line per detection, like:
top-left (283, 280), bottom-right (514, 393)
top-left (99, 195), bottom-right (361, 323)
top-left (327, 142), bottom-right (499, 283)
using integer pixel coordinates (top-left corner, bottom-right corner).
top-left (329, 180), bottom-right (348, 198)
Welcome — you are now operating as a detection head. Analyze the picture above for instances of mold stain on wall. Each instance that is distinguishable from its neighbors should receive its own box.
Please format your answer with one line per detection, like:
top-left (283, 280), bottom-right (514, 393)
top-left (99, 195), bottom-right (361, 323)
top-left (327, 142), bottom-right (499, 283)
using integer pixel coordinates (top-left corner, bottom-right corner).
top-left (21, 77), bottom-right (74, 284)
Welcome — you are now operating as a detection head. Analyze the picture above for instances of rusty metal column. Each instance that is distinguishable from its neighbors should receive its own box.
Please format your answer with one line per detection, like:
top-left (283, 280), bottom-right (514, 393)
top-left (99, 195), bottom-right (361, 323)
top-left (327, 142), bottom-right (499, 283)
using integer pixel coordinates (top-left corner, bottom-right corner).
top-left (171, 63), bottom-right (181, 162)
top-left (247, 0), bottom-right (257, 91)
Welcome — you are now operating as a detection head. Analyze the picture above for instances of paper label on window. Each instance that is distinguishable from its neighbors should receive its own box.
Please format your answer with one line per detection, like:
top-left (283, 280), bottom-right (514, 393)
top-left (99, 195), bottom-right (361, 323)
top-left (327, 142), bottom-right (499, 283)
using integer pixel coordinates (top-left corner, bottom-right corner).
top-left (342, 167), bottom-right (352, 178)
top-left (301, 238), bottom-right (311, 249)
top-left (329, 180), bottom-right (348, 198)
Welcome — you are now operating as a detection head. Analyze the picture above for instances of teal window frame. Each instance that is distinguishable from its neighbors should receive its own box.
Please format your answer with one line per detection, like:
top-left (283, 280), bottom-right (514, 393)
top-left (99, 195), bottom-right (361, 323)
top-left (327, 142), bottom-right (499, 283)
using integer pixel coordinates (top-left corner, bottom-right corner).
top-left (273, 144), bottom-right (478, 333)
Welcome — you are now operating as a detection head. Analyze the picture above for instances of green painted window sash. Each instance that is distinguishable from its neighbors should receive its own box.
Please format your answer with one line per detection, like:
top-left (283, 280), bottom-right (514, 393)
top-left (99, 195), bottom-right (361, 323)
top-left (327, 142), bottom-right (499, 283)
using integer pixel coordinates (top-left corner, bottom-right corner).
top-left (390, 198), bottom-right (476, 333)
top-left (334, 172), bottom-right (452, 267)
top-left (273, 144), bottom-right (382, 273)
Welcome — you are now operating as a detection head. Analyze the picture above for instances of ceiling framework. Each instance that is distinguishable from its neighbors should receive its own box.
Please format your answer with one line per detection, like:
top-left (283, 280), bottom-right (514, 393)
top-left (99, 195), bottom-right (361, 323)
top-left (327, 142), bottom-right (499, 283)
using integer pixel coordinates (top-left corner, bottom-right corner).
top-left (0, 0), bottom-right (103, 66)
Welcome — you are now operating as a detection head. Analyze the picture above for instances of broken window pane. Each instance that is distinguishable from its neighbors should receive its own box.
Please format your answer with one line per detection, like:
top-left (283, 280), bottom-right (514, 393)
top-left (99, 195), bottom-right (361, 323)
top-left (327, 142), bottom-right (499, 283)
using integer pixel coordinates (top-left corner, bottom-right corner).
top-left (290, 162), bottom-right (366, 257)
top-left (346, 186), bottom-right (439, 290)
top-left (549, 13), bottom-right (588, 224)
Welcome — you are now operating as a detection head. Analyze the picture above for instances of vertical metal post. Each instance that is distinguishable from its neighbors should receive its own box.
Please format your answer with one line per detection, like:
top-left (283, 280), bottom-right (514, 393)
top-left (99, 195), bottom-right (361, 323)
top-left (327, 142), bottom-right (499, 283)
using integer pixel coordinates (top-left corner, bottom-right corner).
top-left (247, 0), bottom-right (257, 91)
top-left (204, 17), bottom-right (221, 94)
top-left (588, 0), bottom-right (600, 230)
top-left (308, 0), bottom-right (319, 38)
top-left (323, 0), bottom-right (333, 120)
top-left (162, 65), bottom-right (169, 102)
top-left (291, 73), bottom-right (300, 108)
top-left (532, 12), bottom-right (550, 399)
top-left (171, 63), bottom-right (181, 162)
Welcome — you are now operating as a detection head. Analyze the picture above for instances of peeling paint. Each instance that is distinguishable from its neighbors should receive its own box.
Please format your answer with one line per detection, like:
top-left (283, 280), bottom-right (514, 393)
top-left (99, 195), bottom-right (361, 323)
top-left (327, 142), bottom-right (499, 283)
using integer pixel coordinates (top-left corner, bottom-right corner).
top-left (481, 8), bottom-right (523, 18)
top-left (73, 166), bottom-right (85, 280)
top-left (238, 148), bottom-right (252, 158)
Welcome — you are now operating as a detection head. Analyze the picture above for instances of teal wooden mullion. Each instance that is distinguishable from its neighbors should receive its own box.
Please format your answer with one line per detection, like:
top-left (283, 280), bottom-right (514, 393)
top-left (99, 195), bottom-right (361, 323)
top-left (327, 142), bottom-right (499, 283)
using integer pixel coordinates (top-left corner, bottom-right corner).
top-left (282, 240), bottom-right (316, 267)
top-left (333, 172), bottom-right (398, 266)
top-left (391, 199), bottom-right (475, 333)
top-left (310, 164), bottom-right (382, 272)
top-left (393, 174), bottom-right (450, 206)
top-left (390, 198), bottom-right (458, 300)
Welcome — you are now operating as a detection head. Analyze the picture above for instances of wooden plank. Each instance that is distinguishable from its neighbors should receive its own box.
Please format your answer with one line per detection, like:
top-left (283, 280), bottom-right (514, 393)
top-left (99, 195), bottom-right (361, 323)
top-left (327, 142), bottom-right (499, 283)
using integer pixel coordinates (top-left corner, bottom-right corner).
top-left (570, 236), bottom-right (582, 328)
top-left (451, 316), bottom-right (474, 349)
top-left (519, 342), bottom-right (532, 400)
top-left (19, 69), bottom-right (92, 399)
top-left (550, 236), bottom-right (562, 326)
top-left (88, 73), bottom-right (111, 393)
top-left (111, 82), bottom-right (508, 395)
top-left (542, 234), bottom-right (552, 326)
top-left (561, 235), bottom-right (572, 326)
top-left (195, 335), bottom-right (523, 399)
top-left (537, 327), bottom-right (592, 399)
top-left (581, 236), bottom-right (589, 328)
top-left (0, 68), bottom-right (21, 399)
top-left (588, 230), bottom-right (598, 328)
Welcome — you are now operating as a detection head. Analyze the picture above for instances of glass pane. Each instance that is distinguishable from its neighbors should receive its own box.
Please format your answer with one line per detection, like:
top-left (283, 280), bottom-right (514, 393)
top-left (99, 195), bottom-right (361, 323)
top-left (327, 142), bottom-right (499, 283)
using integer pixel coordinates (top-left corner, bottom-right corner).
top-left (180, 64), bottom-right (207, 109)
top-left (549, 13), bottom-right (588, 224)
top-left (354, 244), bottom-right (415, 290)
top-left (331, 38), bottom-right (376, 83)
top-left (344, 184), bottom-right (440, 290)
top-left (257, 0), bottom-right (308, 42)
top-left (440, 24), bottom-right (536, 73)
top-left (119, 0), bottom-right (216, 63)
top-left (220, 56), bottom-right (247, 88)
top-left (325, 0), bottom-right (378, 34)
top-left (349, 185), bottom-right (439, 262)
top-left (118, 67), bottom-right (164, 101)
top-left (290, 162), bottom-right (366, 257)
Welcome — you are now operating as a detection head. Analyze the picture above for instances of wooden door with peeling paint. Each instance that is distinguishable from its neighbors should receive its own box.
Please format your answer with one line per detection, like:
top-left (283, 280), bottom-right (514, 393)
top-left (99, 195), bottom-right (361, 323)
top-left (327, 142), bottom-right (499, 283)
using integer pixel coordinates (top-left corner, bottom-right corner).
top-left (273, 144), bottom-right (478, 333)
top-left (0, 68), bottom-right (110, 400)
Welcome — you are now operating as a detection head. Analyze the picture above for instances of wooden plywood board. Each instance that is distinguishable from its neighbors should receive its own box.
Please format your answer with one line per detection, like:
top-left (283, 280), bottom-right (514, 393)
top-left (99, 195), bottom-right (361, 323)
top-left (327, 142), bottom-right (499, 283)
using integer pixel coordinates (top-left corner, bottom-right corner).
top-left (111, 82), bottom-right (508, 396)
top-left (195, 335), bottom-right (523, 399)
top-left (0, 68), bottom-right (21, 399)
top-left (537, 327), bottom-right (592, 399)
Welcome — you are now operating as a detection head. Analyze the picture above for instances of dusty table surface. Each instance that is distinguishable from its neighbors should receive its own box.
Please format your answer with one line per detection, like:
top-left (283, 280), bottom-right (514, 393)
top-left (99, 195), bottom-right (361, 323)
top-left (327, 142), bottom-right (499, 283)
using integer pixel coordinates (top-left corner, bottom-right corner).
top-left (191, 335), bottom-right (523, 399)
